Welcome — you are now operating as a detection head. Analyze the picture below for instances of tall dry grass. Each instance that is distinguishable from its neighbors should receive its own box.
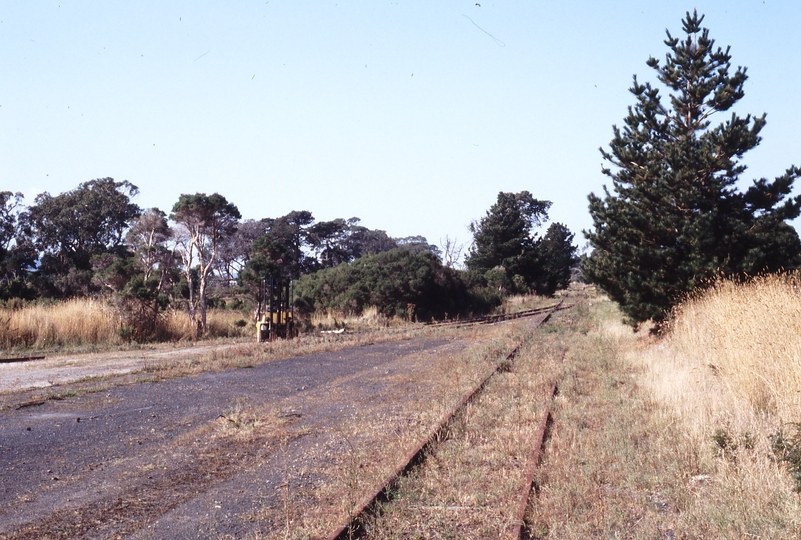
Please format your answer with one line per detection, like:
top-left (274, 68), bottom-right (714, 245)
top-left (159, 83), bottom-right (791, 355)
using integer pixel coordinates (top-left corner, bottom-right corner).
top-left (0, 298), bottom-right (120, 350)
top-left (666, 274), bottom-right (801, 419)
top-left (161, 309), bottom-right (251, 341)
top-left (498, 292), bottom-right (551, 314)
top-left (308, 305), bottom-right (407, 331)
top-left (0, 299), bottom-right (252, 351)
top-left (632, 274), bottom-right (801, 535)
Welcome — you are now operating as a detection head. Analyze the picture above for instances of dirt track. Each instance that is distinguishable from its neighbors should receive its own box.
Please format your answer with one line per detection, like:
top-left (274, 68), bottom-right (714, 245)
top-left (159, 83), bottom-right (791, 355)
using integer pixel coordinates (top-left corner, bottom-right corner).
top-left (0, 334), bottom-right (478, 538)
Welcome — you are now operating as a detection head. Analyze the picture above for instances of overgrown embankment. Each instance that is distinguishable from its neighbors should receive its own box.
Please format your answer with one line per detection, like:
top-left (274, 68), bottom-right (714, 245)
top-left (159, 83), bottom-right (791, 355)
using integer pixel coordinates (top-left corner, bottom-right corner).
top-left (531, 279), bottom-right (801, 538)
top-left (636, 274), bottom-right (801, 534)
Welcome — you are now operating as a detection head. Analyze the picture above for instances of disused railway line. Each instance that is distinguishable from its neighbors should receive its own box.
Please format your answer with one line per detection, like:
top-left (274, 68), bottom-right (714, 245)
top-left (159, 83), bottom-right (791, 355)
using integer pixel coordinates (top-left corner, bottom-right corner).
top-left (0, 355), bottom-right (45, 364)
top-left (423, 302), bottom-right (568, 329)
top-left (326, 304), bottom-right (568, 540)
top-left (509, 374), bottom-right (560, 539)
top-left (0, 298), bottom-right (566, 537)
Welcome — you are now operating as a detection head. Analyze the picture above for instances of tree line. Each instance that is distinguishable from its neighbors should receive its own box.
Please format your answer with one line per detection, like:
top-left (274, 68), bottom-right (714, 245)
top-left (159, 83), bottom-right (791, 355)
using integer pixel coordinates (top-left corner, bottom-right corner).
top-left (297, 190), bottom-right (579, 321)
top-left (11, 12), bottom-right (782, 338)
top-left (0, 181), bottom-right (578, 340)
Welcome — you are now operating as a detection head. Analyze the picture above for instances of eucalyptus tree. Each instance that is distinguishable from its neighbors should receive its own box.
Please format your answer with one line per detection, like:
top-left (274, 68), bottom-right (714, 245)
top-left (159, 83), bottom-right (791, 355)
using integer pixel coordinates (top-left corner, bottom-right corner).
top-left (115, 208), bottom-right (178, 336)
top-left (171, 193), bottom-right (241, 335)
top-left (0, 191), bottom-right (36, 299)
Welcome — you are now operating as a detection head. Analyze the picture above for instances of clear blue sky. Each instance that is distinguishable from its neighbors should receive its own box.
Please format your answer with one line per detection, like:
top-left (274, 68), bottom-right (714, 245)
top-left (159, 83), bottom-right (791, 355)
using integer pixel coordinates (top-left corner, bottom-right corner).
top-left (2, 1), bottom-right (800, 255)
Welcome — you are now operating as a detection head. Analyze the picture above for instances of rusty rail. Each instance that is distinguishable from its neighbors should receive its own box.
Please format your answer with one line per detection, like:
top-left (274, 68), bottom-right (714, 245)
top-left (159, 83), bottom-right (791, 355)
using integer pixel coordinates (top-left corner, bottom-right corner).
top-left (0, 355), bottom-right (45, 364)
top-left (325, 306), bottom-right (561, 540)
top-left (508, 378), bottom-right (559, 539)
top-left (423, 303), bottom-right (566, 329)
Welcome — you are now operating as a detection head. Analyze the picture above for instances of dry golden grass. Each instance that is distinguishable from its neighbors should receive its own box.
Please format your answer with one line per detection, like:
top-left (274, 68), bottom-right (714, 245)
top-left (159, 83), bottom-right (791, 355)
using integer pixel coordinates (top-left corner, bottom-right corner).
top-left (0, 299), bottom-right (253, 351)
top-left (162, 308), bottom-right (252, 340)
top-left (309, 305), bottom-right (396, 331)
top-left (631, 274), bottom-right (801, 536)
top-left (0, 298), bottom-right (120, 350)
top-left (530, 281), bottom-right (801, 538)
top-left (665, 274), bottom-right (801, 419)
top-left (498, 292), bottom-right (556, 314)
top-left (0, 291), bottom-right (557, 354)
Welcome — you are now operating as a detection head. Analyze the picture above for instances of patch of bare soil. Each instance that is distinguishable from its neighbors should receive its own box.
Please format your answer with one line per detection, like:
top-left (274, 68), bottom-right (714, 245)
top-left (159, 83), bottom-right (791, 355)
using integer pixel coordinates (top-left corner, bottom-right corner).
top-left (0, 342), bottom-right (248, 394)
top-left (0, 333), bottom-right (486, 539)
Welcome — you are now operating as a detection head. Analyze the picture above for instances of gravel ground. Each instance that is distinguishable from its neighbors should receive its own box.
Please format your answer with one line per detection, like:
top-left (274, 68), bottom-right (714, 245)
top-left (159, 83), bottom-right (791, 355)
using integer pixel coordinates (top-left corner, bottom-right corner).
top-left (0, 335), bottom-right (472, 539)
top-left (0, 343), bottom-right (244, 393)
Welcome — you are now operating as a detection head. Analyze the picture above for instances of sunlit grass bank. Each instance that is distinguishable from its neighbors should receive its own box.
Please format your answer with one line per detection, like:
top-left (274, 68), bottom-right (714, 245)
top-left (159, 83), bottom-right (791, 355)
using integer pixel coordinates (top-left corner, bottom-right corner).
top-left (664, 274), bottom-right (801, 419)
top-left (633, 274), bottom-right (801, 535)
top-left (528, 283), bottom-right (801, 537)
top-left (0, 299), bottom-right (252, 351)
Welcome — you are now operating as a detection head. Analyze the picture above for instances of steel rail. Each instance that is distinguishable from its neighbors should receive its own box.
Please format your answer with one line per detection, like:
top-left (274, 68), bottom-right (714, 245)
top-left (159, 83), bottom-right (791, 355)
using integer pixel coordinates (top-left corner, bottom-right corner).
top-left (0, 355), bottom-right (46, 364)
top-left (423, 303), bottom-right (562, 329)
top-left (324, 306), bottom-right (561, 540)
top-left (508, 377), bottom-right (559, 539)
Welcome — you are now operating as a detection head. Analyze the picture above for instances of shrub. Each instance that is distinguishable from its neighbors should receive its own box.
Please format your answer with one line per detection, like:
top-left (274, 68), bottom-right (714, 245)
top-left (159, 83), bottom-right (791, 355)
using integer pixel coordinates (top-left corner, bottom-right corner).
top-left (771, 424), bottom-right (801, 492)
top-left (295, 248), bottom-right (496, 321)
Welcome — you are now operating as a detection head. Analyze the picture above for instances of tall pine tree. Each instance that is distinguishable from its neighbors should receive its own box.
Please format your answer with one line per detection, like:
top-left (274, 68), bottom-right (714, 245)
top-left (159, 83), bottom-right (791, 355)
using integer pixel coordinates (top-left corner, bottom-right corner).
top-left (584, 11), bottom-right (801, 327)
top-left (466, 191), bottom-right (551, 292)
top-left (538, 223), bottom-right (579, 296)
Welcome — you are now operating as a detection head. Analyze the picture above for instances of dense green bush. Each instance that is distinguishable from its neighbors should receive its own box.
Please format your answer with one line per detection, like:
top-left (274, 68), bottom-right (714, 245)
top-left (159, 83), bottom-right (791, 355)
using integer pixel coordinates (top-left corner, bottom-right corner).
top-left (294, 248), bottom-right (495, 321)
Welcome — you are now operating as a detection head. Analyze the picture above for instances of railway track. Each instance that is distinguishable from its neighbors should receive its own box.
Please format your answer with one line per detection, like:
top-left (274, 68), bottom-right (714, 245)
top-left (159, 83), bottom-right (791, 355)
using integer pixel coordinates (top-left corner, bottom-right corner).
top-left (0, 355), bottom-right (46, 364)
top-left (423, 302), bottom-right (569, 329)
top-left (509, 370), bottom-right (560, 538)
top-left (326, 303), bottom-right (568, 539)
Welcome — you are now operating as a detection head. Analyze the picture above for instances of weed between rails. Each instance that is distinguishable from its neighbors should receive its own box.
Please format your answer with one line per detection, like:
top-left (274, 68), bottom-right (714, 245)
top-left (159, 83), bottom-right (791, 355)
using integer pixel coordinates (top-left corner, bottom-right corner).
top-left (364, 312), bottom-right (571, 538)
top-left (529, 295), bottom-right (696, 538)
